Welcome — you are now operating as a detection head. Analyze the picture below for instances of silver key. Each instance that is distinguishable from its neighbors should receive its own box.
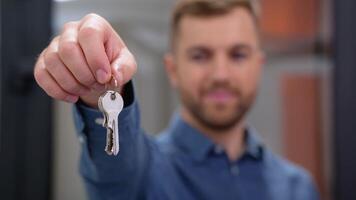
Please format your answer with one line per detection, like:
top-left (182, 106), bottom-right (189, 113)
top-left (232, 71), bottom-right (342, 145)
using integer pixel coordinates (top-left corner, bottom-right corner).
top-left (98, 90), bottom-right (124, 155)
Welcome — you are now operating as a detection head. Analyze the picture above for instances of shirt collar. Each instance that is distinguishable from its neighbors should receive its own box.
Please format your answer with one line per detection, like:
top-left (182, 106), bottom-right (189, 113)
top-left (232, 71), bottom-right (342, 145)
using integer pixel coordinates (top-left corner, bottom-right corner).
top-left (168, 113), bottom-right (264, 162)
top-left (243, 126), bottom-right (264, 160)
top-left (169, 113), bottom-right (213, 162)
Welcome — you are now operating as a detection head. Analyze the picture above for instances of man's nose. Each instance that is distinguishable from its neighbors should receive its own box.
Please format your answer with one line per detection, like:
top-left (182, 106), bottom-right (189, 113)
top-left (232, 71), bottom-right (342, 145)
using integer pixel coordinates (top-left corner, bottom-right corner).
top-left (210, 55), bottom-right (230, 81)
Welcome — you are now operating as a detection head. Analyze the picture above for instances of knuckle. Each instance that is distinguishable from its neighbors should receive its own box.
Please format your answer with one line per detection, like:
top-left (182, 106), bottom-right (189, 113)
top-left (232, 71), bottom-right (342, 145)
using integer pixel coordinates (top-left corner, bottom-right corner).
top-left (78, 25), bottom-right (100, 40)
top-left (43, 51), bottom-right (60, 71)
top-left (85, 13), bottom-right (100, 19)
top-left (83, 13), bottom-right (106, 23)
top-left (63, 21), bottom-right (78, 30)
top-left (58, 41), bottom-right (79, 59)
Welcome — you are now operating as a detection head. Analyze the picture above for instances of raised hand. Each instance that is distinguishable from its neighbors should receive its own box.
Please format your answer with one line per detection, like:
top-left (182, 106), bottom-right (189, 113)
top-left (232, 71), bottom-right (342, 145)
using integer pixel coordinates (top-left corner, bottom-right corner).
top-left (34, 13), bottom-right (137, 108)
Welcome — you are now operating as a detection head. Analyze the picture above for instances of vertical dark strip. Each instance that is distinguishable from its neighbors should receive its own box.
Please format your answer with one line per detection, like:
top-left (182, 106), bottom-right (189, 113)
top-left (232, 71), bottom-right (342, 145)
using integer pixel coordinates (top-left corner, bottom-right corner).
top-left (0, 0), bottom-right (3, 153)
top-left (333, 0), bottom-right (356, 199)
top-left (0, 0), bottom-right (52, 199)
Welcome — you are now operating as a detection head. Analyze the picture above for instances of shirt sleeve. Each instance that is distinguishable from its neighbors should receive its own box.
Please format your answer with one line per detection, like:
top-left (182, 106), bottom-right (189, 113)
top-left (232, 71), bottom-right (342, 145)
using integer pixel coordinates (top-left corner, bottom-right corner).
top-left (73, 81), bottom-right (153, 200)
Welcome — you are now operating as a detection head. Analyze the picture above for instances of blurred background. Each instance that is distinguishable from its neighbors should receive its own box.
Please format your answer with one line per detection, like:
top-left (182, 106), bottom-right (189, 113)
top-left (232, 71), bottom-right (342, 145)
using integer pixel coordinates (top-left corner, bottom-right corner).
top-left (0, 0), bottom-right (355, 200)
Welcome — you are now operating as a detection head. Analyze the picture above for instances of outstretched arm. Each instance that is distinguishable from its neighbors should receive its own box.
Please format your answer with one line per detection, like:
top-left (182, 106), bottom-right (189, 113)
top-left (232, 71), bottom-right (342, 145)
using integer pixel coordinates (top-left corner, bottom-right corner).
top-left (74, 82), bottom-right (153, 200)
top-left (33, 14), bottom-right (153, 199)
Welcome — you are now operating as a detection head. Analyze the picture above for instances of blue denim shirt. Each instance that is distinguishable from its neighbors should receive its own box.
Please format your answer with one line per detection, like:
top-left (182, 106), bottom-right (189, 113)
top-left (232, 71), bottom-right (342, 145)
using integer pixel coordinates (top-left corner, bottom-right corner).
top-left (73, 82), bottom-right (319, 200)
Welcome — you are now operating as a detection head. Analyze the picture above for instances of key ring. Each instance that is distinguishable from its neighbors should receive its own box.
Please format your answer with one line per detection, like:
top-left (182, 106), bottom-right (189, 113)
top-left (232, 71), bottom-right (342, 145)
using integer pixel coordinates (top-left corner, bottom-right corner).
top-left (113, 76), bottom-right (118, 88)
top-left (104, 75), bottom-right (120, 91)
top-left (105, 75), bottom-right (121, 100)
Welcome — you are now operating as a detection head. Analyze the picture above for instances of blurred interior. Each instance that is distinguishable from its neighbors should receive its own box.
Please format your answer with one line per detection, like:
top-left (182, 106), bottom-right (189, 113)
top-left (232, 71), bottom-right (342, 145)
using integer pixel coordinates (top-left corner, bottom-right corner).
top-left (3, 0), bottom-right (356, 199)
top-left (51, 0), bottom-right (333, 199)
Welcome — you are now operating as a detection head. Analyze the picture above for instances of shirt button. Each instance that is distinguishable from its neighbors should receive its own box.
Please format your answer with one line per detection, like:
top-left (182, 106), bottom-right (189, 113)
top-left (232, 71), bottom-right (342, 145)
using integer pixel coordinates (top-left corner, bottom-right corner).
top-left (78, 136), bottom-right (85, 144)
top-left (214, 145), bottom-right (224, 154)
top-left (230, 165), bottom-right (239, 176)
top-left (95, 118), bottom-right (104, 125)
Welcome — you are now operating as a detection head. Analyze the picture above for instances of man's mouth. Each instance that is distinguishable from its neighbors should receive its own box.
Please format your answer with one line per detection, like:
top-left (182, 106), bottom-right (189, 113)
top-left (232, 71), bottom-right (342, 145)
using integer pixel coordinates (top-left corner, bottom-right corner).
top-left (204, 89), bottom-right (235, 104)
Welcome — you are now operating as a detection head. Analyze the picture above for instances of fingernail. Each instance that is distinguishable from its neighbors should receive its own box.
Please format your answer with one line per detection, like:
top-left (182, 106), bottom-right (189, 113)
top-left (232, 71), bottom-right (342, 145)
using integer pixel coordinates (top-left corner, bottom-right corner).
top-left (96, 69), bottom-right (108, 83)
top-left (66, 95), bottom-right (78, 103)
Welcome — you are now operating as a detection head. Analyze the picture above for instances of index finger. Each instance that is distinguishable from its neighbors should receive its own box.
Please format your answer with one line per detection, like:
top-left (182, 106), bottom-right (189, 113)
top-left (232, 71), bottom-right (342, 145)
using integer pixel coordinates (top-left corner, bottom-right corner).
top-left (77, 14), bottom-right (125, 84)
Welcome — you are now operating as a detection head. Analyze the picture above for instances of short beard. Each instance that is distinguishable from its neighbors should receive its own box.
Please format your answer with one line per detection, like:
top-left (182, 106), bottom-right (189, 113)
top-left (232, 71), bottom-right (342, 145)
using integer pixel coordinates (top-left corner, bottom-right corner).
top-left (189, 101), bottom-right (250, 132)
top-left (180, 84), bottom-right (257, 132)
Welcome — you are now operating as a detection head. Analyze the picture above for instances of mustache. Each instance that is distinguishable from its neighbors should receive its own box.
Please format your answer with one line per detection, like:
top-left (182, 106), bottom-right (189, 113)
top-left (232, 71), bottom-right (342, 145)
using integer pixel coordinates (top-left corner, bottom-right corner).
top-left (202, 81), bottom-right (240, 95)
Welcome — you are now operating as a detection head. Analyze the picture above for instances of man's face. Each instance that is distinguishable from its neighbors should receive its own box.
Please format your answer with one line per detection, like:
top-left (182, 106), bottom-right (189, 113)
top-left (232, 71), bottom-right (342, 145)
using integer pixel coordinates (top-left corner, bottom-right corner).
top-left (165, 8), bottom-right (264, 131)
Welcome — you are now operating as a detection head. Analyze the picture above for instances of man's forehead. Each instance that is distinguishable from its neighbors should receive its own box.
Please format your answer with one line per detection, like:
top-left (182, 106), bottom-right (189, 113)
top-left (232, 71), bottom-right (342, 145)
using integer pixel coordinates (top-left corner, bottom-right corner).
top-left (176, 8), bottom-right (259, 48)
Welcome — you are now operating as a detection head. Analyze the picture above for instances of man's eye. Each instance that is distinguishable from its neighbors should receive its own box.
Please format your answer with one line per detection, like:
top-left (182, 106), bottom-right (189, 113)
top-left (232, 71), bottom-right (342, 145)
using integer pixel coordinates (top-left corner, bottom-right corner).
top-left (190, 52), bottom-right (208, 62)
top-left (231, 52), bottom-right (248, 61)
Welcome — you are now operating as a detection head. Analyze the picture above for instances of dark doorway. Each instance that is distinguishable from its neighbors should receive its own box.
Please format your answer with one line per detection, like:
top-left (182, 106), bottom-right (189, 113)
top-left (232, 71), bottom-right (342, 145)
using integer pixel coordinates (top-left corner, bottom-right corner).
top-left (333, 0), bottom-right (356, 199)
top-left (0, 0), bottom-right (53, 199)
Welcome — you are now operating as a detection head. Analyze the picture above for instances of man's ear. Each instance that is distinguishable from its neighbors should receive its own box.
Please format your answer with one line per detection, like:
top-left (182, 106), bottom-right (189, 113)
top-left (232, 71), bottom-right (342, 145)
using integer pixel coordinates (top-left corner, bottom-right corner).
top-left (164, 53), bottom-right (178, 88)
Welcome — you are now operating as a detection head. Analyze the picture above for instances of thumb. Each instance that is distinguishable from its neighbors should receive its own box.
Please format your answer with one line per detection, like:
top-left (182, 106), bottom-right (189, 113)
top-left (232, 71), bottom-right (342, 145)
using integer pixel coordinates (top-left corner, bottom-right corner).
top-left (111, 48), bottom-right (137, 87)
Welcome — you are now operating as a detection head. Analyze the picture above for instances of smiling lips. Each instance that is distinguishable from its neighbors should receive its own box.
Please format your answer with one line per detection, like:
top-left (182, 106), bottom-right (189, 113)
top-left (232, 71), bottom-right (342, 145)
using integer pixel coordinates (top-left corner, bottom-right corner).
top-left (204, 89), bottom-right (236, 104)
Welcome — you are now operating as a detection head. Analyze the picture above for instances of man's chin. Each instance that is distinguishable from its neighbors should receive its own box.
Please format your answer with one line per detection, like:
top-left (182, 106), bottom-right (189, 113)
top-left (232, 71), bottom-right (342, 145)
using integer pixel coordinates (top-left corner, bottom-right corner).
top-left (200, 119), bottom-right (240, 131)
top-left (204, 104), bottom-right (237, 117)
top-left (199, 112), bottom-right (242, 131)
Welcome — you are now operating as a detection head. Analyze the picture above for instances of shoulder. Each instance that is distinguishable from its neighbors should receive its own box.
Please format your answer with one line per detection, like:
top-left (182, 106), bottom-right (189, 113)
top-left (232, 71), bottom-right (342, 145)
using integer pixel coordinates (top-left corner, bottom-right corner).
top-left (155, 131), bottom-right (179, 154)
top-left (264, 150), bottom-right (308, 178)
top-left (263, 149), bottom-right (319, 199)
top-left (151, 131), bottom-right (191, 162)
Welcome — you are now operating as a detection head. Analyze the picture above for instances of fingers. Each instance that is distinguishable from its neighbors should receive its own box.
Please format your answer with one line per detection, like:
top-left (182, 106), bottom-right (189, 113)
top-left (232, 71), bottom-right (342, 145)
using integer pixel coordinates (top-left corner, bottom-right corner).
top-left (77, 13), bottom-right (136, 87)
top-left (44, 37), bottom-right (91, 96)
top-left (34, 51), bottom-right (79, 103)
top-left (58, 21), bottom-right (100, 89)
top-left (34, 13), bottom-right (138, 105)
top-left (78, 14), bottom-right (122, 84)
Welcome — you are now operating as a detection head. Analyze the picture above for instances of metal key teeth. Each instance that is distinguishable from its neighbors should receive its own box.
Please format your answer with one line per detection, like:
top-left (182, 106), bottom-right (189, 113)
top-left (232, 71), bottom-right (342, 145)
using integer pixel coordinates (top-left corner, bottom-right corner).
top-left (112, 120), bottom-right (119, 155)
top-left (105, 127), bottom-right (114, 155)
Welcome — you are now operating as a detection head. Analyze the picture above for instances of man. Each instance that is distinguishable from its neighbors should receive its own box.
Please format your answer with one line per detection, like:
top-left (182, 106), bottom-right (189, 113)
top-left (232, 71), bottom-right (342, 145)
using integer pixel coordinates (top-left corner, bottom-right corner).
top-left (34, 0), bottom-right (319, 199)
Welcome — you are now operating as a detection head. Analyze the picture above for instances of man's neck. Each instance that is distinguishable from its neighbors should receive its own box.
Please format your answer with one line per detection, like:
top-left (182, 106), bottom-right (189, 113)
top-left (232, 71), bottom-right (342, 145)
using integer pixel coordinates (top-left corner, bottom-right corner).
top-left (180, 108), bottom-right (246, 161)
